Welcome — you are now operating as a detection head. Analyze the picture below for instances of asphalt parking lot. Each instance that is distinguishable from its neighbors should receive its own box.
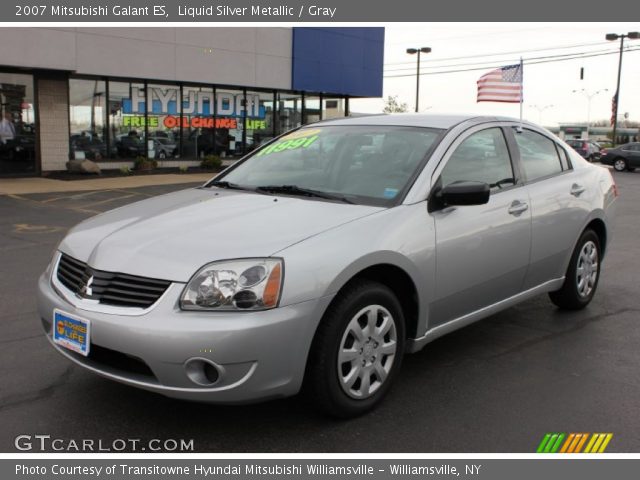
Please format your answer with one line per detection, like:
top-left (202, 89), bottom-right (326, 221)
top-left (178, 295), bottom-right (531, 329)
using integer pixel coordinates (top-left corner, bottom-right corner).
top-left (1, 170), bottom-right (639, 453)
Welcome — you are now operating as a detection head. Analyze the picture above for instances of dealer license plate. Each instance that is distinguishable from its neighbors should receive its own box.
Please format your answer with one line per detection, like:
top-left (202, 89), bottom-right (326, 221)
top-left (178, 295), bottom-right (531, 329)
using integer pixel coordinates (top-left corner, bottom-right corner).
top-left (53, 309), bottom-right (91, 357)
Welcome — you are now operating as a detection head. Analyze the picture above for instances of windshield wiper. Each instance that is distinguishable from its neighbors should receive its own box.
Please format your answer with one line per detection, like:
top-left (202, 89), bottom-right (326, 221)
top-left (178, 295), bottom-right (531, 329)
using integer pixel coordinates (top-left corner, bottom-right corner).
top-left (208, 180), bottom-right (255, 192)
top-left (255, 185), bottom-right (354, 204)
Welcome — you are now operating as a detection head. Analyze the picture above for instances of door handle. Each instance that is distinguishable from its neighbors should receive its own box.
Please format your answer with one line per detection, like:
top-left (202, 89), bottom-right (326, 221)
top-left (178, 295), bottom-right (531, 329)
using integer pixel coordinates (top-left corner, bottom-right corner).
top-left (570, 183), bottom-right (586, 196)
top-left (508, 200), bottom-right (528, 215)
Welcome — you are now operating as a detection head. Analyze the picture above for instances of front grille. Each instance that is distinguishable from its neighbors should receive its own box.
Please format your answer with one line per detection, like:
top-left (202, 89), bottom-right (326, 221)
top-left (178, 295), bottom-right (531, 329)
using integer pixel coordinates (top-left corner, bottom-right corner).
top-left (56, 254), bottom-right (171, 309)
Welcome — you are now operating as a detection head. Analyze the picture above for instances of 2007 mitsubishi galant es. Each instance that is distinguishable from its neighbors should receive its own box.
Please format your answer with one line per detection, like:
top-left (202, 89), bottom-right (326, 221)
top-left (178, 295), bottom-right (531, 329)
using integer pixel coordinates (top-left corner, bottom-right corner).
top-left (38, 114), bottom-right (617, 417)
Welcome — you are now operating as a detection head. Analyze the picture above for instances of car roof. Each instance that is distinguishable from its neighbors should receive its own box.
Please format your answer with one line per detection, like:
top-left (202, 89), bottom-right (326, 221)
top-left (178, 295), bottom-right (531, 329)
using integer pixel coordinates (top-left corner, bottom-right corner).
top-left (312, 113), bottom-right (526, 130)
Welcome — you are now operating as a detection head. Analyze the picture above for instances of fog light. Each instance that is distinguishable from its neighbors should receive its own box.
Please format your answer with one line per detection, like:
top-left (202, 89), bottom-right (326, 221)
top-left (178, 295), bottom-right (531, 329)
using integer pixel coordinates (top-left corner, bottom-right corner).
top-left (184, 358), bottom-right (223, 386)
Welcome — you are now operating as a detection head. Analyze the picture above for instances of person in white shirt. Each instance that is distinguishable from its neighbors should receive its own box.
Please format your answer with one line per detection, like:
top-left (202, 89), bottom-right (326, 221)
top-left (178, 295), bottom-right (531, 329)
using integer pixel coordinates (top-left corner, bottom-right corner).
top-left (0, 112), bottom-right (17, 144)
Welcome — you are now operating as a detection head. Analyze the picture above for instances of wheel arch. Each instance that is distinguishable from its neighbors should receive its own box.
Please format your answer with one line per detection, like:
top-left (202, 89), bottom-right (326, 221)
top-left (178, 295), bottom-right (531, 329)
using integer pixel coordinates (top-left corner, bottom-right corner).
top-left (319, 254), bottom-right (424, 342)
top-left (585, 217), bottom-right (607, 257)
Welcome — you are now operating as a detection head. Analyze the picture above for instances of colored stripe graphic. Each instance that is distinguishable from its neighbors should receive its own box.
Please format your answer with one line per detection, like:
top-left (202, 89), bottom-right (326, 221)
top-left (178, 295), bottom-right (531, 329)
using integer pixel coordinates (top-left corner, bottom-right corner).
top-left (537, 433), bottom-right (613, 453)
top-left (584, 433), bottom-right (613, 453)
top-left (536, 433), bottom-right (565, 453)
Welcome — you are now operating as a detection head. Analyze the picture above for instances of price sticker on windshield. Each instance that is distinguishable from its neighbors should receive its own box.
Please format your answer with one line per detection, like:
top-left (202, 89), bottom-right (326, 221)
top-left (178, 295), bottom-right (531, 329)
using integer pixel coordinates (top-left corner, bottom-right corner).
top-left (256, 129), bottom-right (321, 157)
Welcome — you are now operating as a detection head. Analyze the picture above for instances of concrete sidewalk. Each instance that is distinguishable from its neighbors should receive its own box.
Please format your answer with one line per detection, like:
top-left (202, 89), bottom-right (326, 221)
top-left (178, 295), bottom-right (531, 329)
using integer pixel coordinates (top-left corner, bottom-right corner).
top-left (0, 173), bottom-right (215, 195)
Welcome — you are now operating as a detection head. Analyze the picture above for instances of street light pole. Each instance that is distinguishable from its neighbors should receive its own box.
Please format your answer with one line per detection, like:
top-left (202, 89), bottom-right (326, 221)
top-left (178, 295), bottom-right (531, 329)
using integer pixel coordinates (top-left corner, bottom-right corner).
top-left (572, 89), bottom-right (607, 138)
top-left (406, 47), bottom-right (431, 113)
top-left (606, 31), bottom-right (639, 145)
top-left (529, 104), bottom-right (554, 125)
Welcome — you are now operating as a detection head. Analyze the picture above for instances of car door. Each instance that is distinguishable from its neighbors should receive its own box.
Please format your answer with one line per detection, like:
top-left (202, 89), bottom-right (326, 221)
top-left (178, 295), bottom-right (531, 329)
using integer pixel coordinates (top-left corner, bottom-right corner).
top-left (627, 144), bottom-right (640, 167)
top-left (510, 127), bottom-right (589, 289)
top-left (429, 126), bottom-right (532, 327)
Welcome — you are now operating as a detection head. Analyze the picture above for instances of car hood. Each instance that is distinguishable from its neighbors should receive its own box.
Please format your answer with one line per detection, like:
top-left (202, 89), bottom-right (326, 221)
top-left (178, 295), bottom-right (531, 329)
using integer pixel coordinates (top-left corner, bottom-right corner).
top-left (59, 187), bottom-right (383, 282)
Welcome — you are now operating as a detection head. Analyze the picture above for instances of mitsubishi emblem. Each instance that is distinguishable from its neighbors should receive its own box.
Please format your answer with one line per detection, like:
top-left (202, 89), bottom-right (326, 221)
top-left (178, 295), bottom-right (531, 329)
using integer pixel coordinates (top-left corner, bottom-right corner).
top-left (80, 275), bottom-right (94, 297)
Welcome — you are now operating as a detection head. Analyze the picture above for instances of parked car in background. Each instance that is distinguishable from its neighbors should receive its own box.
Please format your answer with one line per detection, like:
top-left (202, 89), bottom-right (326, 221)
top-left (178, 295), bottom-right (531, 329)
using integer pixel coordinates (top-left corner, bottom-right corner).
top-left (153, 138), bottom-right (178, 159)
top-left (0, 133), bottom-right (36, 173)
top-left (600, 142), bottom-right (640, 172)
top-left (38, 114), bottom-right (617, 417)
top-left (70, 134), bottom-right (107, 160)
top-left (115, 134), bottom-right (146, 158)
top-left (565, 139), bottom-right (601, 162)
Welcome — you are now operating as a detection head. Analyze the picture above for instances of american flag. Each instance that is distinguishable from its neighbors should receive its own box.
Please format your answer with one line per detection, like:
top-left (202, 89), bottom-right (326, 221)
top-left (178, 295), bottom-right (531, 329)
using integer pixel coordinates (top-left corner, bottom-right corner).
top-left (477, 64), bottom-right (523, 103)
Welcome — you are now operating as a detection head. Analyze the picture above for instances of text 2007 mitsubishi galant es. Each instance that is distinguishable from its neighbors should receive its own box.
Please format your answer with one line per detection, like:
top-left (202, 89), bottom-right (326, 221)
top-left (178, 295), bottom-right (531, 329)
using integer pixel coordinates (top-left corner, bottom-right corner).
top-left (38, 114), bottom-right (617, 417)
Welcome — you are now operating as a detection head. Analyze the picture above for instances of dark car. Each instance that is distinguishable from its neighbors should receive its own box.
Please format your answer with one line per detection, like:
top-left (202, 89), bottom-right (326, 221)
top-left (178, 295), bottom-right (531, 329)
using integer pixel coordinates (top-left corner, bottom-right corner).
top-left (600, 142), bottom-right (640, 172)
top-left (565, 139), bottom-right (601, 162)
top-left (70, 134), bottom-right (107, 160)
top-left (0, 134), bottom-right (37, 173)
top-left (115, 135), bottom-right (146, 158)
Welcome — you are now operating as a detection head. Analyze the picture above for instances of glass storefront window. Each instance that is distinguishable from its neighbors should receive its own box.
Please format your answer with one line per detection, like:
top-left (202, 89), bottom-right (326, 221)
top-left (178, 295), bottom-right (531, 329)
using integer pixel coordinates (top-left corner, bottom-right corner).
top-left (245, 91), bottom-right (275, 153)
top-left (146, 83), bottom-right (180, 160)
top-left (69, 79), bottom-right (107, 161)
top-left (65, 77), bottom-right (346, 166)
top-left (303, 95), bottom-right (321, 125)
top-left (322, 97), bottom-right (346, 120)
top-left (1, 72), bottom-right (36, 174)
top-left (215, 89), bottom-right (244, 158)
top-left (109, 80), bottom-right (146, 159)
top-left (277, 92), bottom-right (302, 136)
top-left (181, 85), bottom-right (215, 160)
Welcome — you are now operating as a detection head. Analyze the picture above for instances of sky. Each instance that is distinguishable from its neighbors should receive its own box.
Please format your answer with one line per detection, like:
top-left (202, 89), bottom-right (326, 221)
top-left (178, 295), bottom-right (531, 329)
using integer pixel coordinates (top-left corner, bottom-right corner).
top-left (350, 23), bottom-right (640, 127)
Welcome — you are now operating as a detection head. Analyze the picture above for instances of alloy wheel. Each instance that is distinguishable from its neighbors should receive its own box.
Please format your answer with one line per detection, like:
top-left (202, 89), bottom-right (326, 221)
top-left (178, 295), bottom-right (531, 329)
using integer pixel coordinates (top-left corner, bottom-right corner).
top-left (613, 158), bottom-right (627, 171)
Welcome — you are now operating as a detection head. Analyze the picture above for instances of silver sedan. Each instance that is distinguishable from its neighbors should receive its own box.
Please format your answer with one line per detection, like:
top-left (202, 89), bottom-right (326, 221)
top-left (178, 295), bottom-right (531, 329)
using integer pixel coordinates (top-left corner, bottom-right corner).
top-left (37, 114), bottom-right (617, 417)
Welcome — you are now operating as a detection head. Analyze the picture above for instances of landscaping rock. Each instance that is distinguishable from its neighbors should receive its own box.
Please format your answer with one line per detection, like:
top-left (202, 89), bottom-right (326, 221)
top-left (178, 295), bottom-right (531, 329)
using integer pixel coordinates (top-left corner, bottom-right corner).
top-left (66, 159), bottom-right (101, 175)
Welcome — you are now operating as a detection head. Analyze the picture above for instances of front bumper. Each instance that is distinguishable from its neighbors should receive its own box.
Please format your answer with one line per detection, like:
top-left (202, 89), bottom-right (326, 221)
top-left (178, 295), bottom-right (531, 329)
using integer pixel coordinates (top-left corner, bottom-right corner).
top-left (37, 267), bottom-right (332, 403)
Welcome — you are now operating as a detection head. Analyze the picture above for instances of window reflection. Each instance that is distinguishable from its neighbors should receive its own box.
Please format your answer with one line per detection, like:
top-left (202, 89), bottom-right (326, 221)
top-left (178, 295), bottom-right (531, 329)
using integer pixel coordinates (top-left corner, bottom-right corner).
top-left (0, 73), bottom-right (36, 174)
top-left (146, 83), bottom-right (180, 159)
top-left (277, 92), bottom-right (302, 135)
top-left (245, 91), bottom-right (274, 153)
top-left (69, 79), bottom-right (107, 161)
top-left (109, 81), bottom-right (146, 159)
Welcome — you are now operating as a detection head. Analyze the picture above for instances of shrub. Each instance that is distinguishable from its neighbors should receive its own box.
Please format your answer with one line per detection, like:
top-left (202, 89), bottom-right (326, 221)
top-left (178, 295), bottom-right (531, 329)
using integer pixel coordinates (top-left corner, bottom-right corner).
top-left (178, 165), bottom-right (189, 173)
top-left (134, 156), bottom-right (157, 171)
top-left (201, 155), bottom-right (222, 170)
top-left (119, 166), bottom-right (132, 175)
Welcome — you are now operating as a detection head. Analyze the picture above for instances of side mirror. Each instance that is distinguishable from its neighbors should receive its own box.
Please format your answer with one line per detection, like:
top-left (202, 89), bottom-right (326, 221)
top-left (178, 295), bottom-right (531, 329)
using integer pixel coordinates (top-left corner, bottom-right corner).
top-left (438, 181), bottom-right (490, 206)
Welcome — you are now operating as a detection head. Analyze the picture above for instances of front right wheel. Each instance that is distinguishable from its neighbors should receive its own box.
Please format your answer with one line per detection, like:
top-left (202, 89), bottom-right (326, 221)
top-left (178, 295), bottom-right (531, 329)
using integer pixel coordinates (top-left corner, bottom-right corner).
top-left (305, 280), bottom-right (405, 418)
top-left (549, 229), bottom-right (601, 310)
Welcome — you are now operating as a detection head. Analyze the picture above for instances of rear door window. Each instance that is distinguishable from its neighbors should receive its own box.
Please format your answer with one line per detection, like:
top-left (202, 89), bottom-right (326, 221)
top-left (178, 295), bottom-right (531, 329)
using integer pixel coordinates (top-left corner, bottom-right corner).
top-left (513, 129), bottom-right (564, 181)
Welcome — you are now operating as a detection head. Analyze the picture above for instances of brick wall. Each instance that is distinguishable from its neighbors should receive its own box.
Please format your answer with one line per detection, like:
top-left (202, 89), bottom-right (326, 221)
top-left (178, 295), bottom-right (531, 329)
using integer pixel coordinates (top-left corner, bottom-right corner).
top-left (37, 78), bottom-right (69, 172)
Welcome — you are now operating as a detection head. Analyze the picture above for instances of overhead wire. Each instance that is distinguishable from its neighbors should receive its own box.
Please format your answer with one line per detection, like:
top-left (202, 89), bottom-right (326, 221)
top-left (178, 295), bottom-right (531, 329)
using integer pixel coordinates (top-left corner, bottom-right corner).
top-left (383, 41), bottom-right (612, 67)
top-left (383, 46), bottom-right (640, 78)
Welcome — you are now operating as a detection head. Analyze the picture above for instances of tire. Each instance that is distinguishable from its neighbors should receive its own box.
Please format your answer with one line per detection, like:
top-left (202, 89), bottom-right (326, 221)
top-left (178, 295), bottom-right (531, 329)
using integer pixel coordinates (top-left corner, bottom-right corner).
top-left (613, 157), bottom-right (627, 172)
top-left (549, 229), bottom-right (601, 310)
top-left (158, 151), bottom-right (167, 159)
top-left (305, 280), bottom-right (405, 418)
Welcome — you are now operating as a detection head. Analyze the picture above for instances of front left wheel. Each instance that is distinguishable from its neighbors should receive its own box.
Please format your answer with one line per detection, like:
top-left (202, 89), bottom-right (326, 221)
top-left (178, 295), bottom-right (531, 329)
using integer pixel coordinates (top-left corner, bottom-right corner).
top-left (613, 158), bottom-right (628, 172)
top-left (305, 280), bottom-right (405, 418)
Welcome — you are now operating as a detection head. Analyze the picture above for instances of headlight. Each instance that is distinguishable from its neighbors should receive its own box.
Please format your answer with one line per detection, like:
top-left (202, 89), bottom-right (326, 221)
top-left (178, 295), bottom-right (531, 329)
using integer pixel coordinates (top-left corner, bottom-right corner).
top-left (180, 258), bottom-right (283, 311)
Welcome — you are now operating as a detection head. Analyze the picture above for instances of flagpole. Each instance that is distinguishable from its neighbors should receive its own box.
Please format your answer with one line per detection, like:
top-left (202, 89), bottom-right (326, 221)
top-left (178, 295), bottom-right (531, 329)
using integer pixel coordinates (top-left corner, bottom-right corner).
top-left (519, 57), bottom-right (524, 129)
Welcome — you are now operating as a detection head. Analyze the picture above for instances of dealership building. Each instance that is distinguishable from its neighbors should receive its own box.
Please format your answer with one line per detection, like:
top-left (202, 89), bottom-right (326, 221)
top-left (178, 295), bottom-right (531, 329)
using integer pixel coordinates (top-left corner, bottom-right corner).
top-left (0, 27), bottom-right (384, 176)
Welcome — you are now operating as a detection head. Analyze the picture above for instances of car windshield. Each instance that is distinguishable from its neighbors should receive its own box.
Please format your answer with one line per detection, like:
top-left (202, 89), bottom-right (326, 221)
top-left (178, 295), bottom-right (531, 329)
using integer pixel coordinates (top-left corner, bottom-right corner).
top-left (211, 125), bottom-right (443, 206)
